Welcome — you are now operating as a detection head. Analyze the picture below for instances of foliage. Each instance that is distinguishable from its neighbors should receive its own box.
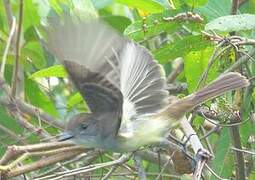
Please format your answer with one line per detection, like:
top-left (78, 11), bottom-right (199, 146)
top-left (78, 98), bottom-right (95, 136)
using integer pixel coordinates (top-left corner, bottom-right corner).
top-left (0, 0), bottom-right (255, 179)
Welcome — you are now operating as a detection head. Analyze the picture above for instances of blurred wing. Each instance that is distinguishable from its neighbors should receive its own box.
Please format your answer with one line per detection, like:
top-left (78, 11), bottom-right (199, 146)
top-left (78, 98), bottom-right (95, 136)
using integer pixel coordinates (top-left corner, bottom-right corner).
top-left (47, 17), bottom-right (125, 136)
top-left (119, 42), bottom-right (169, 136)
top-left (47, 17), bottom-right (124, 113)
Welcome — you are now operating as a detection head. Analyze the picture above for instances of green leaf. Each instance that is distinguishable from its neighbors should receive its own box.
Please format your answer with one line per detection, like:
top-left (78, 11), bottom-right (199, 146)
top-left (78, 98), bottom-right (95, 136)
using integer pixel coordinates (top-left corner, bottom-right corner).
top-left (23, 0), bottom-right (41, 31)
top-left (124, 10), bottom-right (203, 41)
top-left (22, 42), bottom-right (46, 69)
top-left (29, 65), bottom-right (67, 79)
top-left (184, 46), bottom-right (218, 92)
top-left (124, 12), bottom-right (177, 41)
top-left (115, 0), bottom-right (165, 13)
top-left (205, 14), bottom-right (255, 32)
top-left (183, 0), bottom-right (207, 7)
top-left (197, 0), bottom-right (232, 21)
top-left (0, 106), bottom-right (23, 156)
top-left (67, 92), bottom-right (83, 108)
top-left (154, 35), bottom-right (211, 64)
top-left (239, 0), bottom-right (255, 14)
top-left (48, 0), bottom-right (67, 15)
top-left (102, 15), bottom-right (131, 33)
top-left (25, 78), bottom-right (59, 117)
top-left (211, 128), bottom-right (233, 180)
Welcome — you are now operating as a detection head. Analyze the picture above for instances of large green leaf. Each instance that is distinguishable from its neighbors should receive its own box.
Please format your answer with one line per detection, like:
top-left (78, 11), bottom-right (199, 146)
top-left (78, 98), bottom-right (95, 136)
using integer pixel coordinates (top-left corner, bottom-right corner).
top-left (210, 128), bottom-right (234, 180)
top-left (116, 0), bottom-right (165, 13)
top-left (29, 65), bottom-right (67, 79)
top-left (124, 12), bottom-right (177, 41)
top-left (154, 35), bottom-right (211, 64)
top-left (23, 0), bottom-right (41, 31)
top-left (184, 46), bottom-right (218, 92)
top-left (102, 15), bottom-right (131, 32)
top-left (205, 14), bottom-right (255, 32)
top-left (67, 92), bottom-right (83, 108)
top-left (196, 0), bottom-right (232, 21)
top-left (25, 78), bottom-right (59, 117)
top-left (183, 0), bottom-right (208, 7)
top-left (239, 0), bottom-right (255, 14)
top-left (22, 42), bottom-right (46, 69)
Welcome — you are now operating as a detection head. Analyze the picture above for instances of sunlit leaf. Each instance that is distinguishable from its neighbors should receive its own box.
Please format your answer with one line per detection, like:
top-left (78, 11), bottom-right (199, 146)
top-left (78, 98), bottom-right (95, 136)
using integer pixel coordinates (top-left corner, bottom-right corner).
top-left (184, 46), bottom-right (218, 92)
top-left (116, 0), bottom-right (165, 13)
top-left (183, 0), bottom-right (207, 7)
top-left (67, 92), bottom-right (83, 108)
top-left (23, 0), bottom-right (40, 31)
top-left (29, 65), bottom-right (67, 79)
top-left (103, 15), bottom-right (131, 32)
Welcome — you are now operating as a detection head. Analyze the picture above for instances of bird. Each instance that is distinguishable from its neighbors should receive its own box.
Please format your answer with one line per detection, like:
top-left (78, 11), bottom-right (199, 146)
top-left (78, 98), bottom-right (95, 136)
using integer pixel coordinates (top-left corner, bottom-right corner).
top-left (46, 16), bottom-right (250, 153)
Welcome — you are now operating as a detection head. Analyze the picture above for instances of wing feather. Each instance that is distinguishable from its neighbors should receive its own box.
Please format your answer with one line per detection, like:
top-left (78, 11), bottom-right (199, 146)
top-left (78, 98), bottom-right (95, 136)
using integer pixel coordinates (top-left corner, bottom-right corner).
top-left (47, 16), bottom-right (169, 137)
top-left (119, 43), bottom-right (169, 135)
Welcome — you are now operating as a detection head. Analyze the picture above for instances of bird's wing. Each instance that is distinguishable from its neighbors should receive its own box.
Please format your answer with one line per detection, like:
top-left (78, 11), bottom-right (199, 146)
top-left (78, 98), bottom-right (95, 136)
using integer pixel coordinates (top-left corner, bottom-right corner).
top-left (47, 17), bottom-right (124, 136)
top-left (118, 42), bottom-right (169, 136)
top-left (47, 17), bottom-right (124, 113)
top-left (47, 16), bottom-right (169, 138)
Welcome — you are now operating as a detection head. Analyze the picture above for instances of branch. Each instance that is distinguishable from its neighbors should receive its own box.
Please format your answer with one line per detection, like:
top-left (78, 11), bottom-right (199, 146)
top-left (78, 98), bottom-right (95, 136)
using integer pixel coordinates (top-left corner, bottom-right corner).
top-left (0, 75), bottom-right (64, 129)
top-left (180, 116), bottom-right (212, 179)
top-left (11, 0), bottom-right (23, 98)
top-left (229, 115), bottom-right (246, 179)
top-left (231, 0), bottom-right (239, 15)
top-left (133, 153), bottom-right (146, 180)
top-left (3, 0), bottom-right (13, 29)
top-left (1, 17), bottom-right (16, 74)
top-left (224, 48), bottom-right (255, 73)
top-left (167, 57), bottom-right (184, 83)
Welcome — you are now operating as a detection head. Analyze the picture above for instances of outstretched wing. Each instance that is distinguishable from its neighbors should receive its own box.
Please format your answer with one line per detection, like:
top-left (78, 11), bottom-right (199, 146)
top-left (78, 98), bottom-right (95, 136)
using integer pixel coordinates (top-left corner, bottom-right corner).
top-left (47, 17), bottom-right (124, 136)
top-left (47, 16), bottom-right (169, 138)
top-left (118, 42), bottom-right (169, 136)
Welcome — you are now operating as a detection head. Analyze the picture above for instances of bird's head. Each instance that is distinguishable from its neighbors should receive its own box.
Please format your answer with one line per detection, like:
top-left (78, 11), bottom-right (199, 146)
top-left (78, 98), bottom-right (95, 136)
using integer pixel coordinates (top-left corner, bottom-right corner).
top-left (58, 113), bottom-right (101, 148)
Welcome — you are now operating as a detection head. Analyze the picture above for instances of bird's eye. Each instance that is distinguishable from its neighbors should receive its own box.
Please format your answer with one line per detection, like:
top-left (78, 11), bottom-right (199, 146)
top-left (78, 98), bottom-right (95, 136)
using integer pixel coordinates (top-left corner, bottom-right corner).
top-left (82, 124), bottom-right (88, 129)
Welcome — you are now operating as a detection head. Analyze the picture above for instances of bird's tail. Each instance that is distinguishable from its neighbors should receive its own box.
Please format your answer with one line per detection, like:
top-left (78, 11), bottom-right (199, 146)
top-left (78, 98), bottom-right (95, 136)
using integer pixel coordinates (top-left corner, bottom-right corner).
top-left (164, 72), bottom-right (250, 120)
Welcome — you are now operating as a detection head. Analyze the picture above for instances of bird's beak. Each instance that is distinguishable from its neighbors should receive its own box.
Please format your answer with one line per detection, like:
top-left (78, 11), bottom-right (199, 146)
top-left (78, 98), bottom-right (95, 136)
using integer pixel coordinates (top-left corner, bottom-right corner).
top-left (58, 131), bottom-right (74, 141)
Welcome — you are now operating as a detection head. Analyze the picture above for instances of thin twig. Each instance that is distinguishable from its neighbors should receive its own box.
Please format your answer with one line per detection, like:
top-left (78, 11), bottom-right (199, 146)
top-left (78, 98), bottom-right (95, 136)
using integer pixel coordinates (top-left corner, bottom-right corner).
top-left (1, 17), bottom-right (16, 74)
top-left (205, 164), bottom-right (228, 180)
top-left (3, 0), bottom-right (13, 29)
top-left (36, 154), bottom-right (131, 180)
top-left (231, 0), bottom-right (239, 15)
top-left (229, 121), bottom-right (246, 180)
top-left (101, 166), bottom-right (118, 180)
top-left (167, 57), bottom-right (184, 83)
top-left (231, 147), bottom-right (255, 155)
top-left (180, 115), bottom-right (204, 154)
top-left (224, 48), bottom-right (255, 73)
top-left (0, 124), bottom-right (27, 144)
top-left (7, 151), bottom-right (82, 177)
top-left (133, 153), bottom-right (146, 180)
top-left (11, 0), bottom-right (23, 98)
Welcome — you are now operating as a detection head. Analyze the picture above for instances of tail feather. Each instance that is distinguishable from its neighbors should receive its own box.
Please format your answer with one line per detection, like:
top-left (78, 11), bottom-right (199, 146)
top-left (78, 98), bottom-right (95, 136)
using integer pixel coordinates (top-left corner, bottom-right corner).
top-left (165, 72), bottom-right (250, 120)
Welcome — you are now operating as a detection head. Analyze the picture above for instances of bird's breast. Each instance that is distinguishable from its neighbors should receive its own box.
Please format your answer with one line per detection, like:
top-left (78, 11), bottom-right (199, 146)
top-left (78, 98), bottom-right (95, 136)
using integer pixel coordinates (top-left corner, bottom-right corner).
top-left (113, 115), bottom-right (173, 152)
